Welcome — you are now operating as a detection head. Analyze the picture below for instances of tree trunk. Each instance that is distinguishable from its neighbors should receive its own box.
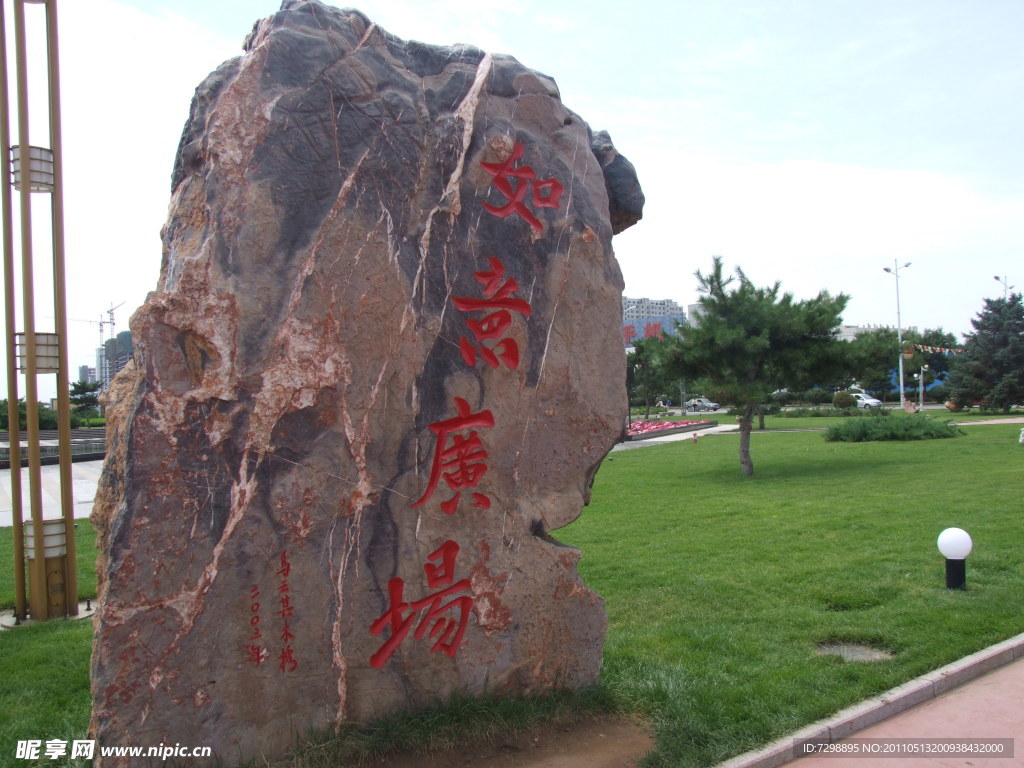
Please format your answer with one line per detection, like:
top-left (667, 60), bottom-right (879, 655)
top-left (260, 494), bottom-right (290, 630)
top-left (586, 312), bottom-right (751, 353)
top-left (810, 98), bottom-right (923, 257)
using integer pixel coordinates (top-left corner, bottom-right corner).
top-left (738, 403), bottom-right (756, 476)
top-left (757, 405), bottom-right (766, 430)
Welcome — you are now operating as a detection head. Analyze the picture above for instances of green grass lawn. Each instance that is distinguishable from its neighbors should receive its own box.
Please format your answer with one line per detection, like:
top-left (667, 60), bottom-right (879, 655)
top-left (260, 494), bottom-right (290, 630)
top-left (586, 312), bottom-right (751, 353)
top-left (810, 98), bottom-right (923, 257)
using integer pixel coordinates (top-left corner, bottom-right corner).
top-left (1, 420), bottom-right (1021, 767)
top-left (0, 522), bottom-right (98, 609)
top-left (0, 524), bottom-right (97, 766)
top-left (559, 421), bottom-right (1024, 766)
top-left (0, 619), bottom-right (93, 766)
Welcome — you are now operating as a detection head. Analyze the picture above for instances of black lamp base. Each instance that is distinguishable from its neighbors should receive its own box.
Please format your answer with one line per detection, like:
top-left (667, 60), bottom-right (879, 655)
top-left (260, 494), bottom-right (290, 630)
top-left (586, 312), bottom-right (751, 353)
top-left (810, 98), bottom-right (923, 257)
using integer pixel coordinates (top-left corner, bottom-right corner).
top-left (945, 558), bottom-right (966, 590)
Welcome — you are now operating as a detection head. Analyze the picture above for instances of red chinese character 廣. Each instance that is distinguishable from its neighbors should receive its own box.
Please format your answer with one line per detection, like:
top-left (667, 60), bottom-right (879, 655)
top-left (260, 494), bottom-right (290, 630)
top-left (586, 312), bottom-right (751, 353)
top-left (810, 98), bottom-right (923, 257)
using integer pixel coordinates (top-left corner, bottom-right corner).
top-left (413, 397), bottom-right (494, 512)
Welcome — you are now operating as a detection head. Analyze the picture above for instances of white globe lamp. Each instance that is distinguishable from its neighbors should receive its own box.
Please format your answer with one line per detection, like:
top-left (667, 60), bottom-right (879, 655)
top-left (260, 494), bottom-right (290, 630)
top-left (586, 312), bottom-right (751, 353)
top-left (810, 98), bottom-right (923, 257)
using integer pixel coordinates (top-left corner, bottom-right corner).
top-left (937, 528), bottom-right (972, 589)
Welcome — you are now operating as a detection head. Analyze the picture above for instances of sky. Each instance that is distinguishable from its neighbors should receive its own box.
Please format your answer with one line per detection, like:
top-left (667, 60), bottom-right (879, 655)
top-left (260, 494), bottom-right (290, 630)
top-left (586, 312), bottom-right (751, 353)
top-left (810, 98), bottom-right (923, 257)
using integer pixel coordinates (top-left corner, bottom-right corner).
top-left (4, 0), bottom-right (1024, 401)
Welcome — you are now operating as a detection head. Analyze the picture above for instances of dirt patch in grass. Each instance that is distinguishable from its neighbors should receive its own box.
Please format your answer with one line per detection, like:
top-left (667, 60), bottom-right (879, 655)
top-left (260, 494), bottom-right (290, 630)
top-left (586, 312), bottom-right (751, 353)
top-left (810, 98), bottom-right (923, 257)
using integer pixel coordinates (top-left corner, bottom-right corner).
top-left (364, 715), bottom-right (653, 768)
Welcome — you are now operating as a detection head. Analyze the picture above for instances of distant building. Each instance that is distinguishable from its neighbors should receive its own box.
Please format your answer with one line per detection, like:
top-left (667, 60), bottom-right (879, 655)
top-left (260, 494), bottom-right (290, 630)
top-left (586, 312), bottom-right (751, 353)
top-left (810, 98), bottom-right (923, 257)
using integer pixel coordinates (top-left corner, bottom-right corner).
top-left (686, 311), bottom-right (917, 347)
top-left (97, 330), bottom-right (133, 388)
top-left (622, 296), bottom-right (686, 345)
top-left (687, 303), bottom-right (704, 326)
top-left (78, 365), bottom-right (96, 383)
top-left (838, 323), bottom-right (917, 342)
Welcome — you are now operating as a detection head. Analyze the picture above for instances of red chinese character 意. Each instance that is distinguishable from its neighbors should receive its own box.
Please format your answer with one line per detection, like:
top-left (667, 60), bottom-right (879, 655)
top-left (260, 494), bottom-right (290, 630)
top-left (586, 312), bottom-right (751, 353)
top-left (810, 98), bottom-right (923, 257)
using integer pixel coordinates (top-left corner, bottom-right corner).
top-left (481, 141), bottom-right (564, 232)
top-left (368, 540), bottom-right (473, 668)
top-left (453, 257), bottom-right (532, 371)
top-left (412, 397), bottom-right (494, 511)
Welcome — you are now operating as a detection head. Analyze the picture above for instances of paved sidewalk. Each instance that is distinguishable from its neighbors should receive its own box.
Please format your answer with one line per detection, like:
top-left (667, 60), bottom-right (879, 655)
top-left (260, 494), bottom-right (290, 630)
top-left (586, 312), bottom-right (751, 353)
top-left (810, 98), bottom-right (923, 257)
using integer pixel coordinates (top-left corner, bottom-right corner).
top-left (0, 459), bottom-right (101, 528)
top-left (615, 421), bottom-right (738, 451)
top-left (718, 634), bottom-right (1024, 768)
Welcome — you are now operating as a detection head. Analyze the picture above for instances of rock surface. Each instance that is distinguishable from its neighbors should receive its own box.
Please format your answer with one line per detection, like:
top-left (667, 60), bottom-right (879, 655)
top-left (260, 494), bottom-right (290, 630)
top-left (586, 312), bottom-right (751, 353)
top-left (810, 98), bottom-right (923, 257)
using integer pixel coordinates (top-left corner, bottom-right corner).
top-left (91, 1), bottom-right (642, 763)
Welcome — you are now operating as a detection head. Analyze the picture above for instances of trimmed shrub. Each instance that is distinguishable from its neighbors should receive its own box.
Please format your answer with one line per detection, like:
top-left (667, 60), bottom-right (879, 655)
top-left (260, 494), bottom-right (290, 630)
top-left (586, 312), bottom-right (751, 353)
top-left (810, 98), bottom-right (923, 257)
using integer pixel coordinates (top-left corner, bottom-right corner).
top-left (801, 388), bottom-right (834, 405)
top-left (832, 391), bottom-right (857, 409)
top-left (825, 414), bottom-right (963, 442)
top-left (781, 407), bottom-right (857, 418)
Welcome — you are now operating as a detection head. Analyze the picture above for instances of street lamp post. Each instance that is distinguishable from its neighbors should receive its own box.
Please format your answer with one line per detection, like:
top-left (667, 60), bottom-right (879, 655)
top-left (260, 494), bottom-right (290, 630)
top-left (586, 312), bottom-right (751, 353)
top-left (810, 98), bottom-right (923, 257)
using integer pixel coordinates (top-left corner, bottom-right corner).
top-left (623, 304), bottom-right (637, 426)
top-left (883, 261), bottom-right (911, 409)
top-left (994, 275), bottom-right (1014, 300)
top-left (914, 364), bottom-right (929, 411)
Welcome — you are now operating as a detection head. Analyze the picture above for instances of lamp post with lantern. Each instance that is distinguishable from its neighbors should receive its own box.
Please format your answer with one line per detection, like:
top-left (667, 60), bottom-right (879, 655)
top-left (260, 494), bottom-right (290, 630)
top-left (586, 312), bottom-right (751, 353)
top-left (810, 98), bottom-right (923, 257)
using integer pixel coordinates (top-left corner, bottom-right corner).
top-left (883, 261), bottom-right (911, 408)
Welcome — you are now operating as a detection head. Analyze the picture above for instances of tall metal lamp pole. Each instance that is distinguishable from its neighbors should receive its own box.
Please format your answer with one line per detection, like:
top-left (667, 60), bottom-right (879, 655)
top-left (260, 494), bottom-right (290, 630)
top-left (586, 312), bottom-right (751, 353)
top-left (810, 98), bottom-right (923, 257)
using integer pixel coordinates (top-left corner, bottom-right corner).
top-left (883, 261), bottom-right (911, 408)
top-left (994, 275), bottom-right (1014, 300)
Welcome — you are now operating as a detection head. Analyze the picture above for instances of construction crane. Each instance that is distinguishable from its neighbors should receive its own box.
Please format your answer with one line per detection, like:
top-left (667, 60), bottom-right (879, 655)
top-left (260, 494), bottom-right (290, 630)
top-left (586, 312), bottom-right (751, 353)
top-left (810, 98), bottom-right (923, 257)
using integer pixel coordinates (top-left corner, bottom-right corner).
top-left (104, 302), bottom-right (126, 342)
top-left (70, 302), bottom-right (127, 387)
top-left (72, 302), bottom-right (126, 348)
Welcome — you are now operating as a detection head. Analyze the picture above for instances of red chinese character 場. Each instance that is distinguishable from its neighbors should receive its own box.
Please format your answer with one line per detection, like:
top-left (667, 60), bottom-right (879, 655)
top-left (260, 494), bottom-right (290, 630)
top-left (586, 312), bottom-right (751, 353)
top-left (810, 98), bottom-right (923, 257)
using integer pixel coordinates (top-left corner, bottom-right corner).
top-left (369, 540), bottom-right (473, 668)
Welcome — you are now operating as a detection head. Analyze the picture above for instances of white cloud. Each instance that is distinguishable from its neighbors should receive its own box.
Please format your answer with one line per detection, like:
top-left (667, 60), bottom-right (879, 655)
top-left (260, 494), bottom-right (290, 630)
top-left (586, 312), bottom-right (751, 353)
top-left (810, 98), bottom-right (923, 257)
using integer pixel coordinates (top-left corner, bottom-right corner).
top-left (4, 0), bottom-right (1023, 404)
top-left (51, 1), bottom-right (242, 381)
top-left (614, 150), bottom-right (1024, 337)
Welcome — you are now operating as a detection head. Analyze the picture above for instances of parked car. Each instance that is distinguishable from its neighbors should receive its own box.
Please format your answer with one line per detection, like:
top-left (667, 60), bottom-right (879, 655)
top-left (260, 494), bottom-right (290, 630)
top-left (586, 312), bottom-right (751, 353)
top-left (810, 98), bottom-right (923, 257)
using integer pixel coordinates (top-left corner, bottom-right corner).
top-left (852, 393), bottom-right (883, 409)
top-left (686, 397), bottom-right (719, 412)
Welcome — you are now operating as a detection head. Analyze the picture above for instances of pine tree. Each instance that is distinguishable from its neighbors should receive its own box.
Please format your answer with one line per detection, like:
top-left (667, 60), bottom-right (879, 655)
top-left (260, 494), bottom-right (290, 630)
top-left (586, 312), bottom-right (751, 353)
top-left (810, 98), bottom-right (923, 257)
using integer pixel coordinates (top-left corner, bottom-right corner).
top-left (948, 294), bottom-right (1024, 413)
top-left (663, 257), bottom-right (848, 476)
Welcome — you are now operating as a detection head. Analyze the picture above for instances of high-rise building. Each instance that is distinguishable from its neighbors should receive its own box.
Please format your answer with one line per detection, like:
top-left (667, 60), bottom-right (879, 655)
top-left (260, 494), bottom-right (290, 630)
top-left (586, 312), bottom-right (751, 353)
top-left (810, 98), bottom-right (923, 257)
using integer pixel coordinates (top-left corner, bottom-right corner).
top-left (97, 330), bottom-right (133, 388)
top-left (78, 365), bottom-right (96, 383)
top-left (836, 323), bottom-right (916, 342)
top-left (621, 296), bottom-right (686, 346)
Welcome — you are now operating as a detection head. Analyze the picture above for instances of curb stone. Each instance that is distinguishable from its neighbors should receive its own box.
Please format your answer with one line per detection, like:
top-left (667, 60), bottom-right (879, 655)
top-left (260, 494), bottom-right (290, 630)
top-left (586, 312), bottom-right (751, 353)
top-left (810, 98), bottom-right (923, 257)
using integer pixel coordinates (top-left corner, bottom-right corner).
top-left (713, 632), bottom-right (1024, 768)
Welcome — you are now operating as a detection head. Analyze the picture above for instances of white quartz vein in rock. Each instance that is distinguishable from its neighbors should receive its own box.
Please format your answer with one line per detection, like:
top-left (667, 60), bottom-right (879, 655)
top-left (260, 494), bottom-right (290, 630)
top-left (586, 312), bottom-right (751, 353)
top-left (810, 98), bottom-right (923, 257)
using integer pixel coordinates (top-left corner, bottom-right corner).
top-left (414, 53), bottom-right (493, 302)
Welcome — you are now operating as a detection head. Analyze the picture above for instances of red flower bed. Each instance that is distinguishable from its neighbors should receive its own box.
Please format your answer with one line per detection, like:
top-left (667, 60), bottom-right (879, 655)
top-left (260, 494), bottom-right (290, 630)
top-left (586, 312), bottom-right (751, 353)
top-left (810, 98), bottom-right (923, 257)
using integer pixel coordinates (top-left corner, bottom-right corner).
top-left (626, 419), bottom-right (710, 437)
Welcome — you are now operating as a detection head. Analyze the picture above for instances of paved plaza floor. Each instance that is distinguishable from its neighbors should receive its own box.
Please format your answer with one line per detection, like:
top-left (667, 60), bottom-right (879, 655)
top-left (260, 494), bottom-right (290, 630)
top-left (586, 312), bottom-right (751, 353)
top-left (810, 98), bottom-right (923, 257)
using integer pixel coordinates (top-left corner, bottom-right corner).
top-left (0, 459), bottom-right (101, 528)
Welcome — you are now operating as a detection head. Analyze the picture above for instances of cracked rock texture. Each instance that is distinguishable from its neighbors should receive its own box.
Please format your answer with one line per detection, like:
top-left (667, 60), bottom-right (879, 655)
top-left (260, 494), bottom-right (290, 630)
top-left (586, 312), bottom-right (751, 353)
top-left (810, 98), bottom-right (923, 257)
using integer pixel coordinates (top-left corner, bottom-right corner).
top-left (90, 1), bottom-right (643, 764)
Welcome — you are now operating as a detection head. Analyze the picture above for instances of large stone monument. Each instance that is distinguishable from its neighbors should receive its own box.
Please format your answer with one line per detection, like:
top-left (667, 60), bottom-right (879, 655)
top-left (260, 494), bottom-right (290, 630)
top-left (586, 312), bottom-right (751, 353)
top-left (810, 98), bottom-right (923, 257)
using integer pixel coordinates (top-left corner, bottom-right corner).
top-left (90, 1), bottom-right (643, 763)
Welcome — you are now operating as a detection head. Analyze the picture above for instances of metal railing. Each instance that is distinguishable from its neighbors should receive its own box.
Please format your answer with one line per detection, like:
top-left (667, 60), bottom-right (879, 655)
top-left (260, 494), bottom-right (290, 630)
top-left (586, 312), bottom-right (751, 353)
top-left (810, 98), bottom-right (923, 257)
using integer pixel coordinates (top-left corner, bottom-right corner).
top-left (0, 428), bottom-right (106, 466)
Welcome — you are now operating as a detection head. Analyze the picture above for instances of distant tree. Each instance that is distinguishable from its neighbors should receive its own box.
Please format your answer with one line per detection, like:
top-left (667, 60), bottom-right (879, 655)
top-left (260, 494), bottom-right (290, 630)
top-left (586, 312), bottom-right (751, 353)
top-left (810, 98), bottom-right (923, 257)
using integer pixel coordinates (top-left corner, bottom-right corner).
top-left (947, 294), bottom-right (1024, 413)
top-left (900, 328), bottom-right (960, 403)
top-left (844, 327), bottom-right (959, 403)
top-left (37, 404), bottom-right (58, 430)
top-left (913, 328), bottom-right (960, 379)
top-left (662, 257), bottom-right (848, 476)
top-left (0, 399), bottom-right (57, 431)
top-left (628, 336), bottom-right (675, 419)
top-left (70, 380), bottom-right (103, 427)
top-left (70, 380), bottom-right (102, 411)
top-left (846, 328), bottom-right (899, 400)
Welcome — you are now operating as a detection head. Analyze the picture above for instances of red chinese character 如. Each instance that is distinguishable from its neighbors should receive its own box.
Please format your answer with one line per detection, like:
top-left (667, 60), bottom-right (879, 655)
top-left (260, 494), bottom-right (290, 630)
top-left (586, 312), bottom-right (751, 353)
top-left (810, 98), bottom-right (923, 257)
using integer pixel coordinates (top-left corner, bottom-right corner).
top-left (481, 141), bottom-right (564, 232)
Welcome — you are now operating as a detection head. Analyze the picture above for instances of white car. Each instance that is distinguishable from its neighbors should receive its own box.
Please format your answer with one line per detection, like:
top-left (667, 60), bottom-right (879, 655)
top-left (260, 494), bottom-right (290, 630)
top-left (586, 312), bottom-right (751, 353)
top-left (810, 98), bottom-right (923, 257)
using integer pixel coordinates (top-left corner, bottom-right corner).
top-left (686, 397), bottom-right (719, 412)
top-left (852, 393), bottom-right (882, 409)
